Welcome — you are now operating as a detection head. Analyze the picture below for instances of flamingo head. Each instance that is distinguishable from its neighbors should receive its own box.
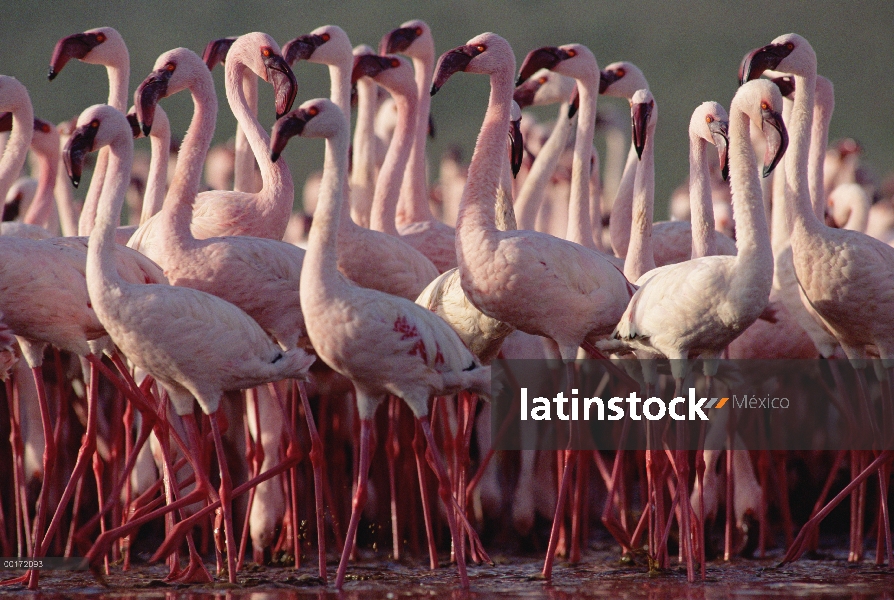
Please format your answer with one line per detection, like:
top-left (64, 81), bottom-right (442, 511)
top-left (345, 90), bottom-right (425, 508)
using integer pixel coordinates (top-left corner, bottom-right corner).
top-left (630, 89), bottom-right (655, 160)
top-left (270, 98), bottom-right (346, 162)
top-left (64, 104), bottom-right (130, 188)
top-left (351, 52), bottom-right (415, 99)
top-left (431, 33), bottom-right (515, 95)
top-left (381, 19), bottom-right (433, 59)
top-left (517, 43), bottom-right (597, 87)
top-left (201, 37), bottom-right (237, 71)
top-left (691, 101), bottom-right (730, 181)
top-left (231, 33), bottom-right (297, 119)
top-left (513, 69), bottom-right (575, 110)
top-left (739, 33), bottom-right (815, 84)
top-left (283, 25), bottom-right (351, 69)
top-left (600, 61), bottom-right (649, 99)
top-left (736, 79), bottom-right (788, 177)
top-left (49, 27), bottom-right (124, 80)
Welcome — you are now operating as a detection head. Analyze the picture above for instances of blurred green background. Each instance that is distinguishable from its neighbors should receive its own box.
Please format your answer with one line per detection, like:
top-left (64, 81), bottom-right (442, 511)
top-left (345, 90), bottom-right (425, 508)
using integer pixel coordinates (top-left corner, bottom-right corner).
top-left (2, 0), bottom-right (892, 217)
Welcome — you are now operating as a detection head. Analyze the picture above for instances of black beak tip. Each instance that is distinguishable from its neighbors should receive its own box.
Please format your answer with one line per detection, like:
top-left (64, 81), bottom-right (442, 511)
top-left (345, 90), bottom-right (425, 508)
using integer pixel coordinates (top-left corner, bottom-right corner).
top-left (141, 124), bottom-right (152, 137)
top-left (70, 175), bottom-right (80, 188)
top-left (635, 145), bottom-right (645, 160)
top-left (48, 69), bottom-right (57, 81)
top-left (430, 84), bottom-right (440, 96)
top-left (722, 165), bottom-right (730, 182)
top-left (271, 151), bottom-right (281, 163)
top-left (762, 165), bottom-right (772, 178)
top-left (568, 103), bottom-right (578, 119)
top-left (514, 76), bottom-right (524, 87)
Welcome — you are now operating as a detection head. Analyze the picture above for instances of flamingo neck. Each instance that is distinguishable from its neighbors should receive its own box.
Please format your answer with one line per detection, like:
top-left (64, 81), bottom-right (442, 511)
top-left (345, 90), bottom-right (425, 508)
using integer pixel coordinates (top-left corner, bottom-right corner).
top-left (329, 61), bottom-right (352, 119)
top-left (371, 90), bottom-right (416, 235)
top-left (161, 67), bottom-right (218, 243)
top-left (23, 137), bottom-right (60, 230)
top-left (456, 67), bottom-right (514, 244)
top-left (88, 127), bottom-right (133, 295)
top-left (566, 80), bottom-right (596, 248)
top-left (350, 77), bottom-right (378, 227)
top-left (226, 60), bottom-right (293, 224)
top-left (304, 126), bottom-right (351, 293)
top-left (624, 118), bottom-right (656, 281)
top-left (729, 104), bottom-right (772, 272)
top-left (106, 61), bottom-right (130, 112)
top-left (809, 76), bottom-right (834, 221)
top-left (395, 52), bottom-right (435, 227)
top-left (0, 102), bottom-right (34, 212)
top-left (515, 102), bottom-right (573, 230)
top-left (786, 71), bottom-right (822, 236)
top-left (233, 71), bottom-right (259, 193)
top-left (609, 143), bottom-right (639, 258)
top-left (770, 99), bottom-right (793, 253)
top-left (55, 152), bottom-right (80, 237)
top-left (140, 117), bottom-right (170, 225)
top-left (689, 133), bottom-right (716, 258)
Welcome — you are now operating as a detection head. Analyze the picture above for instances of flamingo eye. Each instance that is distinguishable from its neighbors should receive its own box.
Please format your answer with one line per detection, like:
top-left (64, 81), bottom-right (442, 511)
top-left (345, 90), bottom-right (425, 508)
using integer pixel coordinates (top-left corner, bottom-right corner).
top-left (165, 63), bottom-right (175, 72)
top-left (262, 48), bottom-right (271, 57)
top-left (760, 101), bottom-right (769, 110)
top-left (390, 58), bottom-right (400, 68)
top-left (538, 76), bottom-right (548, 84)
top-left (616, 67), bottom-right (625, 77)
top-left (415, 27), bottom-right (422, 36)
top-left (90, 120), bottom-right (99, 129)
top-left (705, 115), bottom-right (714, 124)
top-left (566, 49), bottom-right (577, 57)
top-left (96, 33), bottom-right (106, 43)
top-left (476, 45), bottom-right (486, 53)
top-left (308, 106), bottom-right (319, 116)
top-left (321, 33), bottom-right (331, 42)
top-left (785, 42), bottom-right (794, 50)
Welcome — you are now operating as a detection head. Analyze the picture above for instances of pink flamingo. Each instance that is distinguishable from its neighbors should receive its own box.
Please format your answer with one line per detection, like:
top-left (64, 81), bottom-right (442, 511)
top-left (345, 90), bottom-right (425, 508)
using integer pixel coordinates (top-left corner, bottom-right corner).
top-left (380, 20), bottom-right (457, 272)
top-left (350, 44), bottom-right (379, 228)
top-left (128, 32), bottom-right (297, 261)
top-left (271, 97), bottom-right (494, 589)
top-left (65, 103), bottom-right (315, 583)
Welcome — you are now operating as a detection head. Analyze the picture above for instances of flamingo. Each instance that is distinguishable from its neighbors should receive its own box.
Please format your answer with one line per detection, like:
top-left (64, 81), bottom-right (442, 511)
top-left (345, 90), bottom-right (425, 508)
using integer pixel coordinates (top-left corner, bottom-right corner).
top-left (350, 44), bottom-right (379, 228)
top-left (128, 32), bottom-right (298, 262)
top-left (283, 25), bottom-right (439, 300)
top-left (827, 182), bottom-right (870, 232)
top-left (380, 19), bottom-right (458, 272)
top-left (65, 103), bottom-right (315, 583)
top-left (741, 33), bottom-right (894, 565)
top-left (270, 97), bottom-right (493, 590)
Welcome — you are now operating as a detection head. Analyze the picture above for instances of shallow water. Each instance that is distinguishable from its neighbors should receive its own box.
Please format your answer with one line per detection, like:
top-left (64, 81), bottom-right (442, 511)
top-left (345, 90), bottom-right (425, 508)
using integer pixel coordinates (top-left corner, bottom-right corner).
top-left (3, 549), bottom-right (893, 600)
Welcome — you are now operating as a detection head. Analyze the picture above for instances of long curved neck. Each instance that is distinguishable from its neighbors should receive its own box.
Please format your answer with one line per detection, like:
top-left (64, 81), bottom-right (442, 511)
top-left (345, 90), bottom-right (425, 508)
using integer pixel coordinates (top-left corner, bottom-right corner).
top-left (370, 90), bottom-right (416, 235)
top-left (329, 61), bottom-right (352, 119)
top-left (78, 146), bottom-right (107, 235)
top-left (566, 80), bottom-right (596, 248)
top-left (786, 70), bottom-right (821, 236)
top-left (162, 68), bottom-right (218, 243)
top-left (689, 133), bottom-right (716, 258)
top-left (0, 103), bottom-right (33, 208)
top-left (456, 66), bottom-right (513, 246)
top-left (106, 58), bottom-right (130, 112)
top-left (233, 72), bottom-right (259, 193)
top-left (730, 105), bottom-right (772, 270)
top-left (88, 130), bottom-right (133, 294)
top-left (350, 76), bottom-right (378, 227)
top-left (770, 98), bottom-right (793, 253)
top-left (624, 120), bottom-right (656, 281)
top-left (23, 139), bottom-right (59, 229)
top-left (140, 120), bottom-right (170, 224)
top-left (589, 145), bottom-right (604, 250)
top-left (609, 143), bottom-right (639, 257)
top-left (395, 52), bottom-right (435, 226)
top-left (226, 59), bottom-right (293, 217)
top-left (305, 126), bottom-right (351, 293)
top-left (809, 76), bottom-right (833, 221)
top-left (55, 146), bottom-right (80, 237)
top-left (515, 103), bottom-right (573, 230)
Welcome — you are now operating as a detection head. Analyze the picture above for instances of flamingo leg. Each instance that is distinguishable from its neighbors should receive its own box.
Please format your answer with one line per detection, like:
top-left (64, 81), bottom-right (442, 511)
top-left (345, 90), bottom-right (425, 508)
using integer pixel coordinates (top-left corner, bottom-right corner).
top-left (238, 389), bottom-right (261, 569)
top-left (209, 411), bottom-right (238, 583)
top-left (296, 380), bottom-right (327, 582)
top-left (386, 395), bottom-right (401, 562)
top-left (412, 418), bottom-right (439, 569)
top-left (335, 417), bottom-right (372, 589)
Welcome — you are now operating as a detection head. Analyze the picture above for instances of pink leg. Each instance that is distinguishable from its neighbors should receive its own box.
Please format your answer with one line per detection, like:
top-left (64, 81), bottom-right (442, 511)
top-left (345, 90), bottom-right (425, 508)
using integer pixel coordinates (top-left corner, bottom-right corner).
top-left (336, 418), bottom-right (373, 589)
top-left (296, 381), bottom-right (328, 581)
top-left (210, 411), bottom-right (237, 583)
top-left (412, 419), bottom-right (439, 569)
top-left (419, 416), bottom-right (470, 589)
top-left (24, 366), bottom-right (56, 590)
top-left (386, 396), bottom-right (401, 562)
top-left (238, 389), bottom-right (261, 569)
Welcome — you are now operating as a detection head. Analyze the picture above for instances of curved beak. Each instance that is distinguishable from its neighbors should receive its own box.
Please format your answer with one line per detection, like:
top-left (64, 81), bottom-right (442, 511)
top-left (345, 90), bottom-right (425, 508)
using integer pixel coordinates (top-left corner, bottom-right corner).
top-left (283, 34), bottom-right (325, 65)
top-left (134, 66), bottom-right (173, 136)
top-left (631, 100), bottom-right (653, 160)
top-left (125, 111), bottom-right (141, 139)
top-left (761, 106), bottom-right (788, 177)
top-left (431, 45), bottom-right (482, 95)
top-left (270, 109), bottom-right (313, 162)
top-left (63, 123), bottom-right (99, 188)
top-left (739, 43), bottom-right (794, 85)
top-left (568, 85), bottom-right (580, 118)
top-left (516, 46), bottom-right (571, 86)
top-left (202, 37), bottom-right (237, 70)
top-left (263, 52), bottom-right (298, 119)
top-left (708, 119), bottom-right (730, 181)
top-left (509, 117), bottom-right (524, 178)
top-left (351, 54), bottom-right (394, 84)
top-left (0, 112), bottom-right (11, 134)
top-left (770, 75), bottom-right (796, 99)
top-left (513, 78), bottom-right (542, 110)
top-left (48, 32), bottom-right (103, 80)
top-left (381, 26), bottom-right (417, 54)
top-left (599, 68), bottom-right (622, 94)
top-left (2, 193), bottom-right (22, 222)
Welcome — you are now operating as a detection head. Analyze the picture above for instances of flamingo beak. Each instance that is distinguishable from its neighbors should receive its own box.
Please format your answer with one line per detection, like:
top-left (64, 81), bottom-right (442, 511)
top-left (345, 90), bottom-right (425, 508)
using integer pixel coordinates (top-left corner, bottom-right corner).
top-left (516, 46), bottom-right (570, 86)
top-left (431, 45), bottom-right (482, 95)
top-left (381, 26), bottom-right (418, 54)
top-left (134, 65), bottom-right (173, 136)
top-left (761, 106), bottom-right (788, 177)
top-left (283, 34), bottom-right (326, 65)
top-left (270, 108), bottom-right (313, 162)
top-left (770, 75), bottom-right (796, 99)
top-left (739, 43), bottom-right (793, 85)
top-left (2, 193), bottom-right (22, 222)
top-left (263, 51), bottom-right (298, 119)
top-left (510, 117), bottom-right (524, 178)
top-left (351, 54), bottom-right (395, 85)
top-left (63, 122), bottom-right (99, 188)
top-left (513, 77), bottom-right (542, 110)
top-left (568, 85), bottom-right (580, 118)
top-left (708, 119), bottom-right (730, 181)
top-left (48, 32), bottom-right (104, 80)
top-left (202, 37), bottom-right (237, 70)
top-left (125, 112), bottom-right (142, 139)
top-left (631, 100), bottom-right (653, 160)
top-left (0, 112), bottom-right (11, 134)
top-left (599, 68), bottom-right (622, 94)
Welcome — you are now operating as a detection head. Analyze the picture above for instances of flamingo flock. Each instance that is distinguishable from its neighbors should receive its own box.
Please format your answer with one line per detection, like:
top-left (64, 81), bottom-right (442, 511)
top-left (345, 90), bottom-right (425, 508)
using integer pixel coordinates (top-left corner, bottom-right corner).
top-left (0, 21), bottom-right (892, 593)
